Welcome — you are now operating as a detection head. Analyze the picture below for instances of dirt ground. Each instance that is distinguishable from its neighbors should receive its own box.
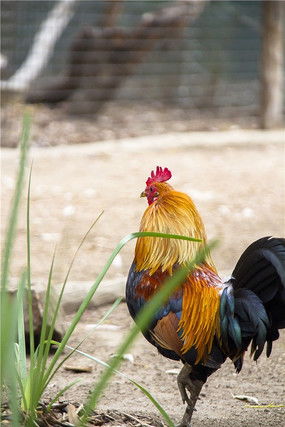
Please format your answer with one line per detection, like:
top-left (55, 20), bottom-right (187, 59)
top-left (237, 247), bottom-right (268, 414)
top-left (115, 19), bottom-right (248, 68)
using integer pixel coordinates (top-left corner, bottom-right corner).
top-left (1, 107), bottom-right (285, 426)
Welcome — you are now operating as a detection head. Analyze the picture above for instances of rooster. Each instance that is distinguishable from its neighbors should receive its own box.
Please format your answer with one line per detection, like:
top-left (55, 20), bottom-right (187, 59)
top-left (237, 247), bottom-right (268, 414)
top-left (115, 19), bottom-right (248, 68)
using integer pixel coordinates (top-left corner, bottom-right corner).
top-left (126, 166), bottom-right (285, 426)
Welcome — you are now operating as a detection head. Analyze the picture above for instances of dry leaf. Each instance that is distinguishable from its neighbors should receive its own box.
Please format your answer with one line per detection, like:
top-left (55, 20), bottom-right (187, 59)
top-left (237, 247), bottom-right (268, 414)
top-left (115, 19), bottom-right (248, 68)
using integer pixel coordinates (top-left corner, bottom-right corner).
top-left (233, 394), bottom-right (259, 405)
top-left (67, 404), bottom-right (79, 424)
top-left (64, 364), bottom-right (93, 373)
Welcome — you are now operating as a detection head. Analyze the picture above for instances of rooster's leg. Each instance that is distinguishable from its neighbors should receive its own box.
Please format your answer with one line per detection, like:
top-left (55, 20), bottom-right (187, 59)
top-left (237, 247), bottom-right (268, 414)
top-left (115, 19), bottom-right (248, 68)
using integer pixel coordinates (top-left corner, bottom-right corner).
top-left (176, 363), bottom-right (203, 427)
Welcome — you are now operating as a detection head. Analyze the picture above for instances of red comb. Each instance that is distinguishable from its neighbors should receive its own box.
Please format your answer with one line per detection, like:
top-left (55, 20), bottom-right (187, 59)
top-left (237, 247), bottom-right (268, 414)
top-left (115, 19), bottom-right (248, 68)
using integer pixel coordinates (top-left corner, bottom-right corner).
top-left (146, 166), bottom-right (172, 186)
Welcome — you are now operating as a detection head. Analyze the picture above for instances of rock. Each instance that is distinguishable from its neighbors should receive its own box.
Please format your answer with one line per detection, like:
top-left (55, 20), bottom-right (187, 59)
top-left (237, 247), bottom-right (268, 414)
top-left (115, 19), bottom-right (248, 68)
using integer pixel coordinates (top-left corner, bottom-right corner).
top-left (7, 280), bottom-right (65, 350)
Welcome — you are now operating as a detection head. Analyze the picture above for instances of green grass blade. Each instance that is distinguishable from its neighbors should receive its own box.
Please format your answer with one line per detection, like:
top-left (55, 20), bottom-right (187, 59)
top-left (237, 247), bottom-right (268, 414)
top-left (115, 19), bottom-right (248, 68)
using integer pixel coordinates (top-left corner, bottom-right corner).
top-left (81, 241), bottom-right (217, 425)
top-left (38, 249), bottom-right (56, 362)
top-left (1, 112), bottom-right (30, 291)
top-left (129, 231), bottom-right (201, 243)
top-left (26, 165), bottom-right (35, 361)
top-left (16, 271), bottom-right (28, 382)
top-left (16, 368), bottom-right (28, 412)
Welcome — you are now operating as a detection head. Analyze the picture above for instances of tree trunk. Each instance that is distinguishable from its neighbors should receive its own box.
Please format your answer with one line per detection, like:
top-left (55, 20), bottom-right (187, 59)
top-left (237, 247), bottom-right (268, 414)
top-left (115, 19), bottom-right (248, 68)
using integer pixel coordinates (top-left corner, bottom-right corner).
top-left (260, 1), bottom-right (284, 129)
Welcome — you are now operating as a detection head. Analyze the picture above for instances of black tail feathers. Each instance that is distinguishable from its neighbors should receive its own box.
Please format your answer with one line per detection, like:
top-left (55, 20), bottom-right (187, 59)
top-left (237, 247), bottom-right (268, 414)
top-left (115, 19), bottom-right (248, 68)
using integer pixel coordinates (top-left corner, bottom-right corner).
top-left (231, 236), bottom-right (285, 329)
top-left (220, 236), bottom-right (285, 367)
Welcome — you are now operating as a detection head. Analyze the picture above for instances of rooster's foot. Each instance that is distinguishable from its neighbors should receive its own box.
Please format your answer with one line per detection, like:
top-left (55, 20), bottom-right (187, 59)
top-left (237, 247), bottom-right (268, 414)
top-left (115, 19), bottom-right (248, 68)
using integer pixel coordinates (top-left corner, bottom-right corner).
top-left (176, 363), bottom-right (203, 427)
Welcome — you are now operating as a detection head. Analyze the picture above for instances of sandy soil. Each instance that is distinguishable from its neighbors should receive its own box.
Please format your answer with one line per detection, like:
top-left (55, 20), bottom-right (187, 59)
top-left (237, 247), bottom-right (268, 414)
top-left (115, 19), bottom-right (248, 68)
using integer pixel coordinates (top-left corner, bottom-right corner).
top-left (1, 124), bottom-right (285, 426)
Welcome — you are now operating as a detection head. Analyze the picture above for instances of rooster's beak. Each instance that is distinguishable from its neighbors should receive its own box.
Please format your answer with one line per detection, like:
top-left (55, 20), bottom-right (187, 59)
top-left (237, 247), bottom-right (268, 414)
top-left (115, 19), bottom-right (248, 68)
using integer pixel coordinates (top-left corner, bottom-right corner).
top-left (140, 191), bottom-right (146, 198)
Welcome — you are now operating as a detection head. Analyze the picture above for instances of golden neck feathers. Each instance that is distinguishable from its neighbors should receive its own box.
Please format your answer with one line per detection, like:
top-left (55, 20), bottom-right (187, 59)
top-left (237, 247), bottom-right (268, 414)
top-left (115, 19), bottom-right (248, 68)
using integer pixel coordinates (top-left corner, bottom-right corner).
top-left (135, 183), bottom-right (216, 275)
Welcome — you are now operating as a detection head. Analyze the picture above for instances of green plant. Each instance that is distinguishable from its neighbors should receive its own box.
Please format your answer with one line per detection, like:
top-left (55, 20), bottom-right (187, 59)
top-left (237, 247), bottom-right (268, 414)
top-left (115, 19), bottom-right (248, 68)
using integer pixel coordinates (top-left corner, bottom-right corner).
top-left (1, 113), bottom-right (31, 426)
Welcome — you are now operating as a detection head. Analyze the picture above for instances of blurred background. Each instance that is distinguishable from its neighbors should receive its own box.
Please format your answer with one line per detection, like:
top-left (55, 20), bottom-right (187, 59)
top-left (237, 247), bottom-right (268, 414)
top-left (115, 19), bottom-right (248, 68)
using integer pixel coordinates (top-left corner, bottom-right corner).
top-left (1, 0), bottom-right (284, 148)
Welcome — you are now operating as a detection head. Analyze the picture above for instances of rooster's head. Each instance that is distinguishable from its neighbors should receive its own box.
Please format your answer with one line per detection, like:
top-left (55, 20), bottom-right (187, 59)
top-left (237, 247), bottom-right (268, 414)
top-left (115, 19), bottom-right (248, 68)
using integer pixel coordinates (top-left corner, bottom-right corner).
top-left (141, 166), bottom-right (172, 205)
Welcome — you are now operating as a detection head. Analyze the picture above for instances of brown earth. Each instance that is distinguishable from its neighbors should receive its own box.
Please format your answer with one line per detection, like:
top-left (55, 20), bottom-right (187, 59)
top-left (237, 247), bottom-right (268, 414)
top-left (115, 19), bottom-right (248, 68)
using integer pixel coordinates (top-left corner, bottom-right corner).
top-left (1, 112), bottom-right (285, 426)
